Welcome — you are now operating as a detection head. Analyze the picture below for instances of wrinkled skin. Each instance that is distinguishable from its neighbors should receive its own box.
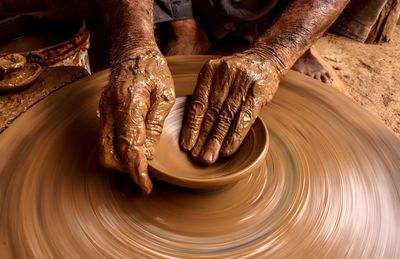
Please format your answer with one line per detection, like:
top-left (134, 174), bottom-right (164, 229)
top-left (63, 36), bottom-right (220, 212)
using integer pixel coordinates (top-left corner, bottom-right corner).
top-left (180, 0), bottom-right (350, 165)
top-left (98, 0), bottom-right (349, 193)
top-left (99, 47), bottom-right (175, 194)
top-left (180, 50), bottom-right (279, 165)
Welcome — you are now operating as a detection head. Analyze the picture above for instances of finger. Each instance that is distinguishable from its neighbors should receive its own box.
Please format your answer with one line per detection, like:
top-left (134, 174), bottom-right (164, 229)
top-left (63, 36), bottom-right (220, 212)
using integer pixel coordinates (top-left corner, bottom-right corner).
top-left (180, 60), bottom-right (217, 151)
top-left (220, 80), bottom-right (268, 157)
top-left (122, 142), bottom-right (153, 195)
top-left (199, 76), bottom-right (251, 165)
top-left (145, 76), bottom-right (175, 159)
top-left (117, 115), bottom-right (153, 194)
top-left (98, 90), bottom-right (124, 172)
top-left (190, 62), bottom-right (234, 161)
top-left (117, 81), bottom-right (153, 194)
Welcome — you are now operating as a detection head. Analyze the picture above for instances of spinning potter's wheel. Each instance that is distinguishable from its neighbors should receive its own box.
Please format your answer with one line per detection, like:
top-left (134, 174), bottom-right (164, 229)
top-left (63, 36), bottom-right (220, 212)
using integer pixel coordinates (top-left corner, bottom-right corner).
top-left (0, 56), bottom-right (399, 258)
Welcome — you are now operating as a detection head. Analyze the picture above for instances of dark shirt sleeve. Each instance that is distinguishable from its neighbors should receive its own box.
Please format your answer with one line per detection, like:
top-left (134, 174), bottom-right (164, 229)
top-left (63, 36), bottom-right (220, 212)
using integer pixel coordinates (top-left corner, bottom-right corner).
top-left (154, 0), bottom-right (193, 23)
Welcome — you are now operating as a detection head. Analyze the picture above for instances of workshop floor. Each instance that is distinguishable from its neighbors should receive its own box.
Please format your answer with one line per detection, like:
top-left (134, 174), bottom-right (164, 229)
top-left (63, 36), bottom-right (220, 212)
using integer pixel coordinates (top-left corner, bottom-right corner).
top-left (315, 25), bottom-right (400, 137)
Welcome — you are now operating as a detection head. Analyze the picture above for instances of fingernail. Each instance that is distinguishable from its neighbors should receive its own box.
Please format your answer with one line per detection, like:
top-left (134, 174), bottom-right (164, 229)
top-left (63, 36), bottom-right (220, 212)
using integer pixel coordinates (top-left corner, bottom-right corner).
top-left (180, 132), bottom-right (194, 151)
top-left (199, 140), bottom-right (220, 165)
top-left (190, 142), bottom-right (203, 160)
top-left (140, 175), bottom-right (153, 195)
top-left (136, 155), bottom-right (153, 195)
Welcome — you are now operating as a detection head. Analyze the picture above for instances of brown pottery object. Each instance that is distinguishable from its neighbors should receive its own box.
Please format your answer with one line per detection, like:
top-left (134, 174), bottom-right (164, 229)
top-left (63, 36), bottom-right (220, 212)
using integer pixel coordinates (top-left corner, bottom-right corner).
top-left (149, 96), bottom-right (269, 189)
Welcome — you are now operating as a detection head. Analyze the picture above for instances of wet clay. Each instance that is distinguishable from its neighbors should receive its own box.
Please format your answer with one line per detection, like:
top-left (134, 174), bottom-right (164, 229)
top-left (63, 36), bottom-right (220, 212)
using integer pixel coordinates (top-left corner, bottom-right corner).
top-left (0, 54), bottom-right (42, 92)
top-left (149, 96), bottom-right (268, 189)
top-left (0, 53), bottom-right (25, 71)
top-left (0, 66), bottom-right (88, 133)
top-left (0, 56), bottom-right (399, 257)
top-left (0, 62), bottom-right (42, 91)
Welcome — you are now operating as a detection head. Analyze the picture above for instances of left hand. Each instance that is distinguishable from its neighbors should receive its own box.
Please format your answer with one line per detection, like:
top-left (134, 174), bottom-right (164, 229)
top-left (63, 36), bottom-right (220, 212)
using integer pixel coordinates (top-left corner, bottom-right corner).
top-left (99, 47), bottom-right (175, 194)
top-left (180, 50), bottom-right (280, 165)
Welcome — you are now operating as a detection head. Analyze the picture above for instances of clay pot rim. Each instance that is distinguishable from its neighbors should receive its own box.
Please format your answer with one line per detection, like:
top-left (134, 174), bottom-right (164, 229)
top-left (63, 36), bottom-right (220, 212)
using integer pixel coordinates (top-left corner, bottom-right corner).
top-left (149, 114), bottom-right (270, 189)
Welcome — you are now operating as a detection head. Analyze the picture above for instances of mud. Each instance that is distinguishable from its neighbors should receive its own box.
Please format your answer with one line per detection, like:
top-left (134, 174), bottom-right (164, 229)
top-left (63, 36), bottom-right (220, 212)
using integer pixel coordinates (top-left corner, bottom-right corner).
top-left (0, 66), bottom-right (88, 132)
top-left (0, 56), bottom-right (399, 257)
top-left (315, 26), bottom-right (400, 136)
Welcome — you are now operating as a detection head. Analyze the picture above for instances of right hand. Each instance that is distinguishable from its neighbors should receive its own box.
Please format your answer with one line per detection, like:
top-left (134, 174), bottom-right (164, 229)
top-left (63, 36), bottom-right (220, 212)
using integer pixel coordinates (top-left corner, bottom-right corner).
top-left (180, 50), bottom-right (280, 165)
top-left (99, 47), bottom-right (175, 194)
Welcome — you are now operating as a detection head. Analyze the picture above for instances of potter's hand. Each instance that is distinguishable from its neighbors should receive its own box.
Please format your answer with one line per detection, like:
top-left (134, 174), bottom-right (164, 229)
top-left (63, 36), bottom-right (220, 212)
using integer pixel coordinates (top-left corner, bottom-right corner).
top-left (99, 47), bottom-right (175, 194)
top-left (180, 50), bottom-right (280, 165)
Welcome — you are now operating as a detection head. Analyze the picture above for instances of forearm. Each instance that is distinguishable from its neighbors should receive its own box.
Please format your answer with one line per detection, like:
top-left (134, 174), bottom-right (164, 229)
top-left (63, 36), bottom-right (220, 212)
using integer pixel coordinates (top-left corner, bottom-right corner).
top-left (99, 0), bottom-right (156, 63)
top-left (254, 0), bottom-right (349, 76)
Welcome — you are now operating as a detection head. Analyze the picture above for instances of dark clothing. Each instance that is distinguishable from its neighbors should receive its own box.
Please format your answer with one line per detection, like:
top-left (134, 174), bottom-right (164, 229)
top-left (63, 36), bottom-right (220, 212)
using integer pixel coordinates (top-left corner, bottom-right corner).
top-left (193, 0), bottom-right (280, 22)
top-left (154, 0), bottom-right (194, 23)
top-left (332, 0), bottom-right (391, 42)
top-left (154, 0), bottom-right (288, 42)
top-left (154, 0), bottom-right (280, 23)
top-left (0, 0), bottom-right (393, 44)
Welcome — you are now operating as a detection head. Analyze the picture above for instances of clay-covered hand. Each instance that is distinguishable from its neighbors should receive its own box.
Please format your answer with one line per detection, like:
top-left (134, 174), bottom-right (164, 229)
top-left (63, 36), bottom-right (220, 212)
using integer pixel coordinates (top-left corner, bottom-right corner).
top-left (99, 47), bottom-right (175, 194)
top-left (180, 50), bottom-right (280, 165)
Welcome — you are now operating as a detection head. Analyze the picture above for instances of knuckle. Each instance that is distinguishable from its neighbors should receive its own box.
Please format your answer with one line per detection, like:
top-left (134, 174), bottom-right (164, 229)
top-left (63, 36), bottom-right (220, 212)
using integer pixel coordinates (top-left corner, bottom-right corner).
top-left (226, 97), bottom-right (242, 113)
top-left (204, 106), bottom-right (219, 122)
top-left (220, 59), bottom-right (236, 73)
top-left (200, 60), bottom-right (216, 76)
top-left (208, 59), bottom-right (220, 68)
top-left (201, 118), bottom-right (216, 135)
top-left (202, 116), bottom-right (215, 129)
top-left (185, 116), bottom-right (202, 134)
top-left (186, 100), bottom-right (206, 126)
top-left (191, 98), bottom-right (207, 111)
top-left (212, 124), bottom-right (230, 143)
top-left (146, 121), bottom-right (163, 137)
top-left (212, 132), bottom-right (226, 143)
top-left (240, 109), bottom-right (254, 123)
top-left (187, 115), bottom-right (204, 131)
top-left (194, 71), bottom-right (211, 92)
top-left (251, 80), bottom-right (266, 96)
top-left (219, 107), bottom-right (235, 125)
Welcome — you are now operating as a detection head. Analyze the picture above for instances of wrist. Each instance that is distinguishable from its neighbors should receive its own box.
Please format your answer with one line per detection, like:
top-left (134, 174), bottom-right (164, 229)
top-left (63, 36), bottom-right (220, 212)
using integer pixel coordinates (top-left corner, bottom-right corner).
top-left (109, 13), bottom-right (157, 63)
top-left (110, 38), bottom-right (159, 65)
top-left (110, 46), bottom-right (164, 69)
top-left (238, 46), bottom-right (285, 79)
top-left (251, 42), bottom-right (293, 77)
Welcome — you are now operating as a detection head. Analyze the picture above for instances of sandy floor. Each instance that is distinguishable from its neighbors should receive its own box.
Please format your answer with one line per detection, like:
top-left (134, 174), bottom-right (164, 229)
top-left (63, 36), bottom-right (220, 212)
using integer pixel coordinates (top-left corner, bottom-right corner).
top-left (315, 25), bottom-right (400, 137)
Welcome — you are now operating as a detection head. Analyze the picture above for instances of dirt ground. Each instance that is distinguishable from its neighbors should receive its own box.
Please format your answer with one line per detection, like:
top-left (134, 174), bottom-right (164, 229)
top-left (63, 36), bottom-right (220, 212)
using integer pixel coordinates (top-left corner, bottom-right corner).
top-left (315, 25), bottom-right (400, 137)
